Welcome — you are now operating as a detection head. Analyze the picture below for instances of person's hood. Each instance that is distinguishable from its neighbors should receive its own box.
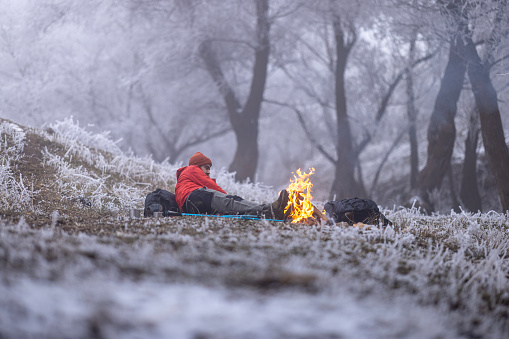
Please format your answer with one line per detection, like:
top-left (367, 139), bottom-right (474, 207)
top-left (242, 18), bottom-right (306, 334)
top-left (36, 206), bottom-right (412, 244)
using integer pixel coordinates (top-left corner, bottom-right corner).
top-left (176, 166), bottom-right (188, 180)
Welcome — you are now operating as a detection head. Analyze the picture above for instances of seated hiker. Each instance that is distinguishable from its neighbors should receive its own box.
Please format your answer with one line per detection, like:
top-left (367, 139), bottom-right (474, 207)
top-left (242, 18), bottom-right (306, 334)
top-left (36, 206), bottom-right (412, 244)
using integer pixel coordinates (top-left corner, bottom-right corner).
top-left (175, 152), bottom-right (289, 219)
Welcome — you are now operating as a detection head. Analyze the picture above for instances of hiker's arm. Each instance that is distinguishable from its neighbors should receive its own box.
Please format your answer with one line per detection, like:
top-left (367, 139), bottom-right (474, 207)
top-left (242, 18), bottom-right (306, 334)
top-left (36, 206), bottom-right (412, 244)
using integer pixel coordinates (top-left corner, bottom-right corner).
top-left (203, 176), bottom-right (227, 194)
top-left (190, 167), bottom-right (227, 194)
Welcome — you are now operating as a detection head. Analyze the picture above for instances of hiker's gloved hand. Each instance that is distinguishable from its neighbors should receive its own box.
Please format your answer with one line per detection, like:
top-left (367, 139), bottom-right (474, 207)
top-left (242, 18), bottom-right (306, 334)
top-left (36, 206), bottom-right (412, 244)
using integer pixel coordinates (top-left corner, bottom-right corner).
top-left (226, 195), bottom-right (243, 201)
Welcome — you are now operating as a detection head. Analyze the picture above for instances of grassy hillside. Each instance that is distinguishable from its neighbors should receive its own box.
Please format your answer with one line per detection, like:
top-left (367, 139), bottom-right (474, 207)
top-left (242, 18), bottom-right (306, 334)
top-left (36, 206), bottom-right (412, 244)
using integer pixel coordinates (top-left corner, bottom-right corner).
top-left (1, 118), bottom-right (508, 338)
top-left (0, 117), bottom-right (178, 226)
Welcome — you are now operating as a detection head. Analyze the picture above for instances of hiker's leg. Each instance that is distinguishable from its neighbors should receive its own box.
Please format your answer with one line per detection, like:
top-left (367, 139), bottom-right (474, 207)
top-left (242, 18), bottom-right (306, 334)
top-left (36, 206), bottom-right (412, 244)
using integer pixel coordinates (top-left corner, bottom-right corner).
top-left (201, 188), bottom-right (269, 215)
top-left (184, 188), bottom-right (215, 214)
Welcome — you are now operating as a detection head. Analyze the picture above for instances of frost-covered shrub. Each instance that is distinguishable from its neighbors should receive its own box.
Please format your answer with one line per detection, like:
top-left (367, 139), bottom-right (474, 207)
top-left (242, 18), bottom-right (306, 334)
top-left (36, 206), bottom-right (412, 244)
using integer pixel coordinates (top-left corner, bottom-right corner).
top-left (0, 122), bottom-right (35, 212)
top-left (1, 121), bottom-right (25, 164)
top-left (46, 116), bottom-right (123, 156)
top-left (42, 150), bottom-right (134, 212)
top-left (45, 117), bottom-right (178, 185)
top-left (0, 168), bottom-right (35, 213)
top-left (40, 118), bottom-right (185, 211)
top-left (214, 167), bottom-right (277, 203)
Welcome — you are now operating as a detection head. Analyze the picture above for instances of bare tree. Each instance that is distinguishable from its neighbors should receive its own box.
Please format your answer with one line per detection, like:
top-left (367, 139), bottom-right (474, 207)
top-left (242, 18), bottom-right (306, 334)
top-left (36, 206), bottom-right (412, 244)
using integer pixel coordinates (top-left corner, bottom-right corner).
top-left (416, 0), bottom-right (467, 210)
top-left (329, 9), bottom-right (365, 199)
top-left (406, 32), bottom-right (419, 189)
top-left (464, 36), bottom-right (509, 212)
top-left (199, 0), bottom-right (271, 182)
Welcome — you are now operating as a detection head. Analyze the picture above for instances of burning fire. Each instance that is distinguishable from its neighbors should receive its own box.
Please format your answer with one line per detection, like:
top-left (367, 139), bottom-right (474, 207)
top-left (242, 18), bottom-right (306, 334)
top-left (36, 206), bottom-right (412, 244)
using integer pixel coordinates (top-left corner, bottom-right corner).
top-left (284, 168), bottom-right (316, 223)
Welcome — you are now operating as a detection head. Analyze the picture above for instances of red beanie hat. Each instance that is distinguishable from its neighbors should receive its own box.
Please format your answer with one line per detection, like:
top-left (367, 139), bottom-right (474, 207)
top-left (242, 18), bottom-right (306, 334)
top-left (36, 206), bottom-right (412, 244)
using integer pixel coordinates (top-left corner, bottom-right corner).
top-left (189, 152), bottom-right (212, 167)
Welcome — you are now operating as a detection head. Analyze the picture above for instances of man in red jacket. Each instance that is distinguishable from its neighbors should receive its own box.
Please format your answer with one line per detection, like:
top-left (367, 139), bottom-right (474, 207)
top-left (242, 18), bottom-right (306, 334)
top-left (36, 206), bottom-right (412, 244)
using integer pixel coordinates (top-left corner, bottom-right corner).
top-left (175, 152), bottom-right (289, 220)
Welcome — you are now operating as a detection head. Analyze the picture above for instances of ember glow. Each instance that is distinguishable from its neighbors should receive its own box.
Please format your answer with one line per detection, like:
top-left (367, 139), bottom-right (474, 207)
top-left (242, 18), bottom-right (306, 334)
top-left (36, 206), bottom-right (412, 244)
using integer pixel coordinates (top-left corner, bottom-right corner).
top-left (284, 168), bottom-right (316, 223)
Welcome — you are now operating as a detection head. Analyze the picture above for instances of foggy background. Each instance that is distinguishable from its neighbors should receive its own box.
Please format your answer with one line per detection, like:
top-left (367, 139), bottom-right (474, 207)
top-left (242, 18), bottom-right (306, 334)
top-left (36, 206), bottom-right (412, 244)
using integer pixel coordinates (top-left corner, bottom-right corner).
top-left (1, 0), bottom-right (508, 211)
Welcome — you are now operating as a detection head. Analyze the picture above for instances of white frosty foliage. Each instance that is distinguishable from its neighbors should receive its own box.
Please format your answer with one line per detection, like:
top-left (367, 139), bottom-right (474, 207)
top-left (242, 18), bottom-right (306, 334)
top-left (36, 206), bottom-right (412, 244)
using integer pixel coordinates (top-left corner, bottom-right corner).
top-left (0, 121), bottom-right (25, 157)
top-left (42, 149), bottom-right (141, 212)
top-left (46, 117), bottom-right (177, 183)
top-left (214, 167), bottom-right (278, 203)
top-left (41, 117), bottom-right (181, 211)
top-left (0, 121), bottom-right (35, 212)
top-left (47, 116), bottom-right (123, 156)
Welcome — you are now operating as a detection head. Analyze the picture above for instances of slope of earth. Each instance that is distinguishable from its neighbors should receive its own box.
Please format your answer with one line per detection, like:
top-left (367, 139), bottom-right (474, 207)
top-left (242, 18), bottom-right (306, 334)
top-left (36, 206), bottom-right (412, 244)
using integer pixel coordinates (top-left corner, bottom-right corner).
top-left (1, 118), bottom-right (508, 338)
top-left (0, 117), bottom-right (175, 229)
top-left (3, 126), bottom-right (106, 226)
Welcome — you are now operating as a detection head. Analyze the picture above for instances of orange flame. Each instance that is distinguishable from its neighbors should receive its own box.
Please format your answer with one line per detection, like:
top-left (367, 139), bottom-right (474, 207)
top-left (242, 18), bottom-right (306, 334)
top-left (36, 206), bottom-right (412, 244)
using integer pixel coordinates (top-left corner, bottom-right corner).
top-left (284, 168), bottom-right (315, 223)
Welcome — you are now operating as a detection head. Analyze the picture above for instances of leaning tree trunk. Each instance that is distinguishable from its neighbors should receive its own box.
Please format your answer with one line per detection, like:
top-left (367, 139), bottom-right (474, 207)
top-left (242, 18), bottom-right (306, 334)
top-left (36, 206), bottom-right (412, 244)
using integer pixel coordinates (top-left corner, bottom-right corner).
top-left (199, 0), bottom-right (270, 182)
top-left (329, 15), bottom-right (365, 200)
top-left (460, 108), bottom-right (482, 212)
top-left (417, 33), bottom-right (466, 209)
top-left (464, 37), bottom-right (509, 212)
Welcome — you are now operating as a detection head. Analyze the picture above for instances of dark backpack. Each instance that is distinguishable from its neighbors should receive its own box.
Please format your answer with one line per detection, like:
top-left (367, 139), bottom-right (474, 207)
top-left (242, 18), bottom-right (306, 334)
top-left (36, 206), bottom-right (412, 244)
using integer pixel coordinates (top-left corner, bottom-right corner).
top-left (144, 188), bottom-right (181, 217)
top-left (324, 197), bottom-right (392, 226)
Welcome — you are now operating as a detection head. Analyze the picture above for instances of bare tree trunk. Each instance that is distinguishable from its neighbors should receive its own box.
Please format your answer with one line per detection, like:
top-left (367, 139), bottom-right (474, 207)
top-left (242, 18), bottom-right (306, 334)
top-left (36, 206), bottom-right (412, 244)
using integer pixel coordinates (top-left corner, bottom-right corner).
top-left (417, 33), bottom-right (466, 209)
top-left (464, 37), bottom-right (509, 212)
top-left (229, 118), bottom-right (259, 182)
top-left (199, 0), bottom-right (270, 182)
top-left (329, 14), bottom-right (365, 200)
top-left (447, 165), bottom-right (461, 213)
top-left (460, 109), bottom-right (482, 212)
top-left (229, 0), bottom-right (270, 181)
top-left (406, 35), bottom-right (419, 189)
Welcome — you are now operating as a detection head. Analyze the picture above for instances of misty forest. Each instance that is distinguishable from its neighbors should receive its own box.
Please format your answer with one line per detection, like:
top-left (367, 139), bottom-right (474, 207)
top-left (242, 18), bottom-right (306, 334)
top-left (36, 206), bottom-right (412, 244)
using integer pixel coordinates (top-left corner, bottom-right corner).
top-left (1, 0), bottom-right (509, 338)
top-left (2, 0), bottom-right (508, 212)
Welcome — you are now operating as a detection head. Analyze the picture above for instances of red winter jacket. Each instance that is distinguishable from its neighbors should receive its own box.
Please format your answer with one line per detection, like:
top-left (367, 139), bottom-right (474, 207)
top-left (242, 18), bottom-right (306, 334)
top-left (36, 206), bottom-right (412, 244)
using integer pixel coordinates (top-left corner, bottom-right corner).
top-left (175, 165), bottom-right (227, 211)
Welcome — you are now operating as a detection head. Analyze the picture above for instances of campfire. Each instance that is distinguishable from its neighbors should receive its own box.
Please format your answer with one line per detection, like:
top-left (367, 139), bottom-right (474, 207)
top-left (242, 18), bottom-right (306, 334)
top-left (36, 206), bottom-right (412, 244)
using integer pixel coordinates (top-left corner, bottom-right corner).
top-left (283, 168), bottom-right (328, 225)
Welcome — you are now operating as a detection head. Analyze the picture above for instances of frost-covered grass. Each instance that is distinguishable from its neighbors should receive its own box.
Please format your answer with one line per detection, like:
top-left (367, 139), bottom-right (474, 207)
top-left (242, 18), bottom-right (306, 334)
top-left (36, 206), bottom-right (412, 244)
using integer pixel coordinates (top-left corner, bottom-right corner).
top-left (1, 209), bottom-right (508, 338)
top-left (40, 117), bottom-right (179, 212)
top-left (46, 117), bottom-right (175, 185)
top-left (1, 118), bottom-right (508, 338)
top-left (214, 167), bottom-right (278, 203)
top-left (0, 121), bottom-right (36, 212)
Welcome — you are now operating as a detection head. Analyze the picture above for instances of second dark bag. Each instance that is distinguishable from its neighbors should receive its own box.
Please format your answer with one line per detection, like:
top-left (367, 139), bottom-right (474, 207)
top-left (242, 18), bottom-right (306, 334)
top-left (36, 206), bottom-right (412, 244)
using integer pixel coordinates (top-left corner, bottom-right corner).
top-left (324, 197), bottom-right (392, 226)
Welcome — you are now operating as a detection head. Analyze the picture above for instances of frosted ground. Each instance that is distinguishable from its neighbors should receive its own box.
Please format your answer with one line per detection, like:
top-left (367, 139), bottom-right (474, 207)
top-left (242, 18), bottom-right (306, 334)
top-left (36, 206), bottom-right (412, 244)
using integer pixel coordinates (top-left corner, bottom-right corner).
top-left (0, 118), bottom-right (508, 338)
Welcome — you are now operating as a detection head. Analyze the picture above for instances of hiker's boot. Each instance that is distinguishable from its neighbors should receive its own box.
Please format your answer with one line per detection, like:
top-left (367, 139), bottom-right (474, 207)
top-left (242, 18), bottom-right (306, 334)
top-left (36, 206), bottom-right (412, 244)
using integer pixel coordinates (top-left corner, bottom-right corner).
top-left (276, 189), bottom-right (290, 210)
top-left (271, 189), bottom-right (289, 220)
